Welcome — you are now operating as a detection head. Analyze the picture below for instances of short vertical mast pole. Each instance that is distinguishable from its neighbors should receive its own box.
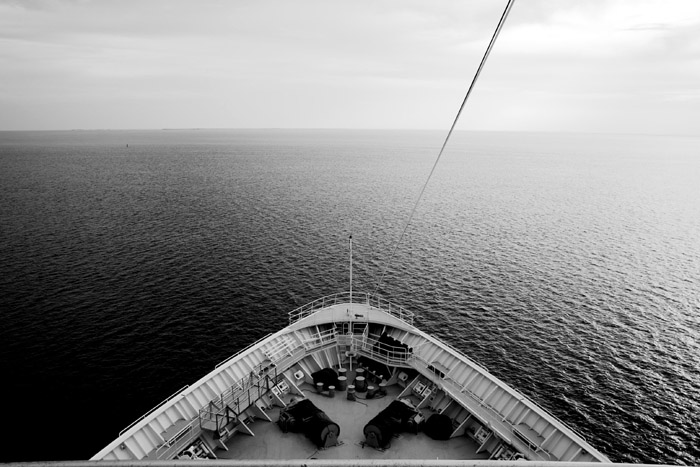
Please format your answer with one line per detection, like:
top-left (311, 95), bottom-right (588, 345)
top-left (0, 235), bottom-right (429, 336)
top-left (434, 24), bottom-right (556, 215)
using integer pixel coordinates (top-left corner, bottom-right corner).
top-left (349, 235), bottom-right (353, 303)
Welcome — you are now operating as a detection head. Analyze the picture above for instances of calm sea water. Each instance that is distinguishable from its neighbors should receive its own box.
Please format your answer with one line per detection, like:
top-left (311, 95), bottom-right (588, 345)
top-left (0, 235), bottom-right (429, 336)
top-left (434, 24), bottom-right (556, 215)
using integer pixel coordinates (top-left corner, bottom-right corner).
top-left (1, 129), bottom-right (698, 464)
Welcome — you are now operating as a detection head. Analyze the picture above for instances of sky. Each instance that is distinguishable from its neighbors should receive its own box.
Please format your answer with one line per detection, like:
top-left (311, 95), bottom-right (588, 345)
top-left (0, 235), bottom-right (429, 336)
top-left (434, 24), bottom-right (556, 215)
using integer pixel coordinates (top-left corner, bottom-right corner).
top-left (1, 0), bottom-right (699, 134)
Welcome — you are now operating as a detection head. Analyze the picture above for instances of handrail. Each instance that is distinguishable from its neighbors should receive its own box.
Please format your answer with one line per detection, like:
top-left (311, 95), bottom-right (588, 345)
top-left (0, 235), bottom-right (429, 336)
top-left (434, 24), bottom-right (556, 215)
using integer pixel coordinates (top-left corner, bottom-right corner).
top-left (366, 294), bottom-right (415, 325)
top-left (155, 419), bottom-right (200, 459)
top-left (119, 332), bottom-right (272, 439)
top-left (216, 333), bottom-right (272, 368)
top-left (300, 332), bottom-right (420, 368)
top-left (413, 340), bottom-right (593, 456)
top-left (114, 293), bottom-right (599, 462)
top-left (201, 360), bottom-right (282, 424)
top-left (288, 292), bottom-right (414, 326)
top-left (411, 355), bottom-right (547, 459)
top-left (355, 335), bottom-right (418, 367)
top-left (299, 327), bottom-right (337, 349)
top-left (119, 385), bottom-right (189, 436)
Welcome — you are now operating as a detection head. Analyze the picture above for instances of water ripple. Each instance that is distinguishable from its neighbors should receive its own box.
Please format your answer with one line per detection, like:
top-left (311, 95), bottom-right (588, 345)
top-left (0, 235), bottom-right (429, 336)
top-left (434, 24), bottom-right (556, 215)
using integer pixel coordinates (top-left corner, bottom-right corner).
top-left (1, 130), bottom-right (699, 464)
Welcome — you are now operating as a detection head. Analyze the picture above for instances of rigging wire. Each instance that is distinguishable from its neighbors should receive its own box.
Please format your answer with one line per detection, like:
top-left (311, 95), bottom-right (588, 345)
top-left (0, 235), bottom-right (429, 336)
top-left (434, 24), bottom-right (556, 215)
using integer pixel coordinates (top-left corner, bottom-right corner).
top-left (373, 0), bottom-right (516, 295)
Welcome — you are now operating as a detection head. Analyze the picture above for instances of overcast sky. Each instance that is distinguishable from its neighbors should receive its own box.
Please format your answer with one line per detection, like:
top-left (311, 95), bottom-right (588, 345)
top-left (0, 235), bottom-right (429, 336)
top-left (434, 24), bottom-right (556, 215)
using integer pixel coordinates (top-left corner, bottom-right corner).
top-left (1, 0), bottom-right (699, 134)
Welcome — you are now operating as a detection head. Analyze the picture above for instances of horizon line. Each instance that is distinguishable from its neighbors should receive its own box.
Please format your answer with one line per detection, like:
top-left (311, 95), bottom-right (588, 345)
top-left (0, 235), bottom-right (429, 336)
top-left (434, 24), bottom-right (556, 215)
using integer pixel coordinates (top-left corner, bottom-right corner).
top-left (1, 127), bottom-right (697, 138)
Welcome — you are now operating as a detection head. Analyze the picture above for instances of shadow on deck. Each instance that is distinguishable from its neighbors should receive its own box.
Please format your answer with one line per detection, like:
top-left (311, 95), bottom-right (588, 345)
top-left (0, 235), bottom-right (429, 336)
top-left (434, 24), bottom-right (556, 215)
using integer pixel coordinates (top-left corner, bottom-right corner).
top-left (216, 377), bottom-right (489, 461)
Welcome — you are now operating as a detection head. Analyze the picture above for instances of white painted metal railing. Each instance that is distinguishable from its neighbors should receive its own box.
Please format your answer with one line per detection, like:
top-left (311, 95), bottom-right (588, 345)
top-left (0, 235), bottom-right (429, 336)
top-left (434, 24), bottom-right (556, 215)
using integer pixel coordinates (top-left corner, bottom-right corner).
top-left (216, 333), bottom-right (273, 368)
top-left (352, 334), bottom-right (419, 367)
top-left (412, 340), bottom-right (600, 461)
top-left (299, 330), bottom-right (420, 368)
top-left (104, 293), bottom-right (605, 463)
top-left (154, 420), bottom-right (200, 460)
top-left (288, 292), bottom-right (414, 326)
top-left (156, 352), bottom-right (306, 460)
top-left (119, 385), bottom-right (189, 436)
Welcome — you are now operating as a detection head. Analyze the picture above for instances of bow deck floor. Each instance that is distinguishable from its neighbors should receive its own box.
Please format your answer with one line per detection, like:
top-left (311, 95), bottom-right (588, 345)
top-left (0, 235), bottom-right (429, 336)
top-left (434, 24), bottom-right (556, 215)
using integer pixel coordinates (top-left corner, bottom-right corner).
top-left (217, 379), bottom-right (489, 461)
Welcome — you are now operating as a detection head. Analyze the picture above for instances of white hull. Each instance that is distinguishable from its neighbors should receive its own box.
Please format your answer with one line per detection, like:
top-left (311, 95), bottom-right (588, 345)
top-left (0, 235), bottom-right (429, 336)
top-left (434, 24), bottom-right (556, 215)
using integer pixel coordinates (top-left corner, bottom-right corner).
top-left (92, 293), bottom-right (610, 463)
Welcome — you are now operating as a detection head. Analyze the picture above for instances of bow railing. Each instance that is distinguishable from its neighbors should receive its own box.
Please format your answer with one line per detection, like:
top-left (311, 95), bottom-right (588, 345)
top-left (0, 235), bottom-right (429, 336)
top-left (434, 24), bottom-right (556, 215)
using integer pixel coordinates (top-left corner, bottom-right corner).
top-left (288, 292), bottom-right (414, 326)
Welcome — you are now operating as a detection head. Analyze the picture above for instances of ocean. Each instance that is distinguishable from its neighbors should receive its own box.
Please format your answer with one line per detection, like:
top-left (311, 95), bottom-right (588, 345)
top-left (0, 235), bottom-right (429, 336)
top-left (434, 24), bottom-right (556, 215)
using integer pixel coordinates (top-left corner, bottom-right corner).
top-left (1, 129), bottom-right (698, 464)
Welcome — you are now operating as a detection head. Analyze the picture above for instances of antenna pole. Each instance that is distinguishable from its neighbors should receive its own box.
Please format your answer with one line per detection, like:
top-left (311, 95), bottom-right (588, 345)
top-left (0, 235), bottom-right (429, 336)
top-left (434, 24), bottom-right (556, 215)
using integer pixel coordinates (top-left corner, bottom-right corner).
top-left (349, 235), bottom-right (353, 303)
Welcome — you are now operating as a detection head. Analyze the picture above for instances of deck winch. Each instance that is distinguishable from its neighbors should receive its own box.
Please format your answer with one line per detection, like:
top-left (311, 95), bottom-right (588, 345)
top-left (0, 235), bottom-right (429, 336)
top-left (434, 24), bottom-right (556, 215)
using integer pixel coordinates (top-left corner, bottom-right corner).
top-left (363, 399), bottom-right (421, 449)
top-left (277, 398), bottom-right (340, 449)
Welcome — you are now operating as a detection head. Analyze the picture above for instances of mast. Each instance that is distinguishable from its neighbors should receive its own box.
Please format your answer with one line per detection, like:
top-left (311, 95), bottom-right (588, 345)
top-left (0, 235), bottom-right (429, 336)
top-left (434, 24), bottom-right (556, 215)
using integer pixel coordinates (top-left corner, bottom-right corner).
top-left (349, 234), bottom-right (353, 303)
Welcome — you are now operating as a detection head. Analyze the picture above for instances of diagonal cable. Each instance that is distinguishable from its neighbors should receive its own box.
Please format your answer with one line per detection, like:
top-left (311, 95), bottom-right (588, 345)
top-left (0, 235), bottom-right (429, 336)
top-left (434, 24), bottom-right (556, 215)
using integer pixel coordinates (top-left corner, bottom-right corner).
top-left (373, 0), bottom-right (517, 294)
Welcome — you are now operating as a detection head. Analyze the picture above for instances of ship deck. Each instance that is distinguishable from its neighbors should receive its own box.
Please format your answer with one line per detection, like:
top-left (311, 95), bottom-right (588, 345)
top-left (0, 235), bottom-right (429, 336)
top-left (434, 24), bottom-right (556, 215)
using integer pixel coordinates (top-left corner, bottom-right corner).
top-left (93, 296), bottom-right (611, 463)
top-left (215, 372), bottom-right (489, 461)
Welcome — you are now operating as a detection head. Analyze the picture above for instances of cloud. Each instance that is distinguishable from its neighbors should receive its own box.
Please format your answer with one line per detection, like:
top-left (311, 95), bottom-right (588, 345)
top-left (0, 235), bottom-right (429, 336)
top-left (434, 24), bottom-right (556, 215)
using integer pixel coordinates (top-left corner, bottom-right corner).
top-left (0, 0), bottom-right (699, 133)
